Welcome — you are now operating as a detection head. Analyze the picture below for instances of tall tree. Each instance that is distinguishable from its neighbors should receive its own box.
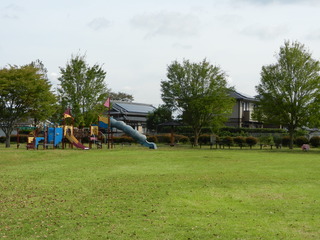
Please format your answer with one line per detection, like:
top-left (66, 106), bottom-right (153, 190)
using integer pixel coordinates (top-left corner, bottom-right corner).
top-left (28, 60), bottom-right (57, 126)
top-left (161, 59), bottom-right (234, 145)
top-left (146, 104), bottom-right (173, 132)
top-left (0, 64), bottom-right (56, 147)
top-left (255, 41), bottom-right (320, 149)
top-left (58, 54), bottom-right (109, 126)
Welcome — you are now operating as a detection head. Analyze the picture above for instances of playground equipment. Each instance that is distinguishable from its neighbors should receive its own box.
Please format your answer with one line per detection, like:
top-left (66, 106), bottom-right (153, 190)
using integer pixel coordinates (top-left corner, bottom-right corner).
top-left (24, 127), bottom-right (63, 150)
top-left (110, 117), bottom-right (157, 149)
top-left (98, 116), bottom-right (157, 149)
top-left (63, 125), bottom-right (89, 150)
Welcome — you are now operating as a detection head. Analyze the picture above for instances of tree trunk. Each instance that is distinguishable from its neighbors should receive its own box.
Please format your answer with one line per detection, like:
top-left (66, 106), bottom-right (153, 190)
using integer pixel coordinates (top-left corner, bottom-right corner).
top-left (289, 130), bottom-right (294, 149)
top-left (5, 132), bottom-right (11, 148)
top-left (193, 130), bottom-right (200, 146)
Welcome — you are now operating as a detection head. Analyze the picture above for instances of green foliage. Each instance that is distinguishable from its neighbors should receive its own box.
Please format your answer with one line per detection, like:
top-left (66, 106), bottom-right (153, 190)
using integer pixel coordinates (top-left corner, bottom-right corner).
top-left (58, 53), bottom-right (108, 127)
top-left (233, 136), bottom-right (246, 147)
top-left (108, 91), bottom-right (134, 102)
top-left (198, 134), bottom-right (211, 145)
top-left (309, 136), bottom-right (320, 147)
top-left (218, 127), bottom-right (286, 136)
top-left (259, 135), bottom-right (275, 145)
top-left (161, 59), bottom-right (234, 145)
top-left (245, 136), bottom-right (258, 147)
top-left (147, 135), bottom-right (158, 143)
top-left (295, 136), bottom-right (309, 146)
top-left (222, 136), bottom-right (233, 146)
top-left (147, 105), bottom-right (173, 131)
top-left (255, 40), bottom-right (320, 149)
top-left (155, 134), bottom-right (172, 144)
top-left (113, 135), bottom-right (134, 144)
top-left (175, 134), bottom-right (189, 144)
top-left (281, 136), bottom-right (291, 147)
top-left (0, 63), bottom-right (56, 147)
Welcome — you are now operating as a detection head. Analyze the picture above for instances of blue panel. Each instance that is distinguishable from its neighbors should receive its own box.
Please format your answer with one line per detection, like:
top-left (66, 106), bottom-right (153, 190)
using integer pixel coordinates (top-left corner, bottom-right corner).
top-left (115, 103), bottom-right (155, 113)
top-left (54, 128), bottom-right (63, 146)
top-left (99, 121), bottom-right (108, 129)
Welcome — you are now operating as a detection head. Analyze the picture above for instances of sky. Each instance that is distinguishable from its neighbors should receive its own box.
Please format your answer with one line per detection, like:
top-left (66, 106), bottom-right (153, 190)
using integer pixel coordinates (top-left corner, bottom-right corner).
top-left (1, 0), bottom-right (320, 107)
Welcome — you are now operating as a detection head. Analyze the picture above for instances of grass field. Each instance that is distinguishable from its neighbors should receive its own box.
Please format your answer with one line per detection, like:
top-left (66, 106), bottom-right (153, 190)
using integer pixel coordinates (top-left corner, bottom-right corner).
top-left (0, 144), bottom-right (319, 239)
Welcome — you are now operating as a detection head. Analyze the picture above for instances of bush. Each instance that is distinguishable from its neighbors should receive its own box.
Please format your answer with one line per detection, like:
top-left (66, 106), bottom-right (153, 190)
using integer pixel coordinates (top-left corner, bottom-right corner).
top-left (233, 136), bottom-right (246, 148)
top-left (295, 136), bottom-right (309, 146)
top-left (198, 134), bottom-right (211, 145)
top-left (147, 135), bottom-right (158, 143)
top-left (113, 135), bottom-right (134, 144)
top-left (175, 134), bottom-right (189, 144)
top-left (259, 135), bottom-right (275, 145)
top-left (156, 134), bottom-right (172, 144)
top-left (281, 136), bottom-right (291, 147)
top-left (245, 136), bottom-right (258, 149)
top-left (310, 136), bottom-right (320, 147)
top-left (222, 136), bottom-right (233, 146)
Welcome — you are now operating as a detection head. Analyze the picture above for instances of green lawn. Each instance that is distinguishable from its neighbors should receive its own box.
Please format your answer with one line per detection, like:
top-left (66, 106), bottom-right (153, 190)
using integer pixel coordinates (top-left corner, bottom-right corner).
top-left (0, 145), bottom-right (319, 239)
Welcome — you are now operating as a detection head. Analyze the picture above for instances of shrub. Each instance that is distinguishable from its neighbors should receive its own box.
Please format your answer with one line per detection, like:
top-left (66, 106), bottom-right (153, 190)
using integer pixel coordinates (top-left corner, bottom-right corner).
top-left (310, 136), bottom-right (320, 147)
top-left (175, 134), bottom-right (189, 144)
top-left (245, 136), bottom-right (258, 149)
top-left (198, 134), bottom-right (211, 145)
top-left (222, 136), bottom-right (233, 146)
top-left (281, 136), bottom-right (291, 147)
top-left (295, 136), bottom-right (309, 146)
top-left (156, 134), bottom-right (172, 144)
top-left (259, 135), bottom-right (275, 145)
top-left (147, 135), bottom-right (158, 143)
top-left (233, 136), bottom-right (246, 148)
top-left (113, 135), bottom-right (134, 144)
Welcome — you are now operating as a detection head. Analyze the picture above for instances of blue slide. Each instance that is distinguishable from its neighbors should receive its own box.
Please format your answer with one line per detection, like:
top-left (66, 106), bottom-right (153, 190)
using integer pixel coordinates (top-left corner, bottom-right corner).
top-left (110, 117), bottom-right (157, 149)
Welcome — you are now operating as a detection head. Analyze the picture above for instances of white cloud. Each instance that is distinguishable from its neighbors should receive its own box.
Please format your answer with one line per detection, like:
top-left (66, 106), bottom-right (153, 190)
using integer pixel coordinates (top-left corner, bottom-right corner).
top-left (88, 17), bottom-right (111, 31)
top-left (240, 25), bottom-right (289, 40)
top-left (131, 11), bottom-right (200, 38)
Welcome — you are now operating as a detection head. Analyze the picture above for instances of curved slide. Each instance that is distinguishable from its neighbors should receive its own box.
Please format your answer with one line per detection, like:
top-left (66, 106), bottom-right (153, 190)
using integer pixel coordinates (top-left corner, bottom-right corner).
top-left (65, 134), bottom-right (89, 150)
top-left (110, 117), bottom-right (157, 149)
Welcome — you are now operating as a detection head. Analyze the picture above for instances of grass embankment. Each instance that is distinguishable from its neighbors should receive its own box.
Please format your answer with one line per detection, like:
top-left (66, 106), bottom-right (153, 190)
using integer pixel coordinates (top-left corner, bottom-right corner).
top-left (0, 145), bottom-right (319, 239)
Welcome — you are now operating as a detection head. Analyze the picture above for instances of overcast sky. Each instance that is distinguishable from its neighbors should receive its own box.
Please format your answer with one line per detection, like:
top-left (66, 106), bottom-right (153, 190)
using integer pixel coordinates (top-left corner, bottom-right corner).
top-left (1, 0), bottom-right (320, 106)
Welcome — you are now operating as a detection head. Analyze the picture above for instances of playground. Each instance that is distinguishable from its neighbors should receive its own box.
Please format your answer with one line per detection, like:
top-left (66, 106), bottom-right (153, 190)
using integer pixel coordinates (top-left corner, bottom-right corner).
top-left (0, 146), bottom-right (319, 239)
top-left (17, 113), bottom-right (157, 151)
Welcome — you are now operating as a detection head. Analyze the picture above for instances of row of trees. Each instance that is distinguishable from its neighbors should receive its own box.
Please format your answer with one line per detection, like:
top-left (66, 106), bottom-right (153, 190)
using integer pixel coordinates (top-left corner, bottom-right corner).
top-left (1, 40), bottom-right (320, 148)
top-left (0, 55), bottom-right (133, 148)
top-left (156, 41), bottom-right (320, 148)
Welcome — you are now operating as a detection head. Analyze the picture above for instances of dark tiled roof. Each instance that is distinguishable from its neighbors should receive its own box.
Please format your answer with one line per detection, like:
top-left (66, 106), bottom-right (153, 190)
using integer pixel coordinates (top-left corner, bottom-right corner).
top-left (229, 91), bottom-right (256, 101)
top-left (111, 101), bottom-right (155, 114)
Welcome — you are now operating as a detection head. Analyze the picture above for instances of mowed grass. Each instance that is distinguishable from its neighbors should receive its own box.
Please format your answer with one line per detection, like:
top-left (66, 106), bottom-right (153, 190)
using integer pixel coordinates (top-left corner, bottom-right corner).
top-left (0, 145), bottom-right (319, 239)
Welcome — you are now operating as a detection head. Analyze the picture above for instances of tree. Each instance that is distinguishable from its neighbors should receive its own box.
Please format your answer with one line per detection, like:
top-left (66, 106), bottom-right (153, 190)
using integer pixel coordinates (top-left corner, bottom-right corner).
top-left (255, 41), bottom-right (320, 149)
top-left (161, 59), bottom-right (234, 145)
top-left (146, 105), bottom-right (173, 132)
top-left (58, 54), bottom-right (109, 126)
top-left (0, 63), bottom-right (56, 148)
top-left (28, 60), bottom-right (58, 126)
top-left (108, 91), bottom-right (134, 102)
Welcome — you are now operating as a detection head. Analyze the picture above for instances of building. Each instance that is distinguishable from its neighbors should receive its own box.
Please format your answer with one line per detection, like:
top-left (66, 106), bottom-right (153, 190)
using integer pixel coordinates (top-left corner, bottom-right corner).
top-left (110, 101), bottom-right (156, 134)
top-left (226, 91), bottom-right (262, 128)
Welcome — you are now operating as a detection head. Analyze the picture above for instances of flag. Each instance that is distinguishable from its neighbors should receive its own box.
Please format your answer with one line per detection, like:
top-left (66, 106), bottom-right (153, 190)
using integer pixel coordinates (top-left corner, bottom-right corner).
top-left (63, 108), bottom-right (73, 119)
top-left (104, 97), bottom-right (110, 108)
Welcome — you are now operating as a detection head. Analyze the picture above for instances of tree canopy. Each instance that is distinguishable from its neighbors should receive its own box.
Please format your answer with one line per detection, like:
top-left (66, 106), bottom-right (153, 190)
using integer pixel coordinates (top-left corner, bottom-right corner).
top-left (146, 105), bottom-right (173, 132)
top-left (0, 63), bottom-right (56, 147)
top-left (161, 59), bottom-right (234, 145)
top-left (255, 40), bottom-right (320, 148)
top-left (58, 54), bottom-right (109, 126)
